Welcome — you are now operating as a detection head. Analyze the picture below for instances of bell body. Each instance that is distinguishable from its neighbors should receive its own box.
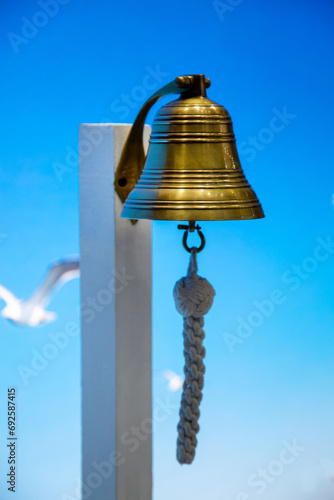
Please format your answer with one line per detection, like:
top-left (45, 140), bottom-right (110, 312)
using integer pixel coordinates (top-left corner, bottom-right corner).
top-left (122, 95), bottom-right (264, 221)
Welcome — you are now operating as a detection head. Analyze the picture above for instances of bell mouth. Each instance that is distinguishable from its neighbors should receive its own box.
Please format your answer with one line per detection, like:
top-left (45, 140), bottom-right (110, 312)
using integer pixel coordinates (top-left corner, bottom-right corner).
top-left (121, 190), bottom-right (265, 221)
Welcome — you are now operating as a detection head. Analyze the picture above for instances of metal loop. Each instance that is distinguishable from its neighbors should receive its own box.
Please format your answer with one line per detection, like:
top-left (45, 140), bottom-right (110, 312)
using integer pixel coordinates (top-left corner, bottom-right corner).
top-left (182, 227), bottom-right (205, 253)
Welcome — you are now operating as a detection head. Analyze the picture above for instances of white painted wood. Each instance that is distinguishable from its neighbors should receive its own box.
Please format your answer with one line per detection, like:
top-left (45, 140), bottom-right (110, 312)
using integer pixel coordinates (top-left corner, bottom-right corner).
top-left (79, 124), bottom-right (152, 500)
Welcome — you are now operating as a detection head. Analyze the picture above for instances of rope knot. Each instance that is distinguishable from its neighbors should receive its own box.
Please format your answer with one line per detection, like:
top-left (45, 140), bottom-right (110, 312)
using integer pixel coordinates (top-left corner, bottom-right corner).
top-left (173, 248), bottom-right (215, 318)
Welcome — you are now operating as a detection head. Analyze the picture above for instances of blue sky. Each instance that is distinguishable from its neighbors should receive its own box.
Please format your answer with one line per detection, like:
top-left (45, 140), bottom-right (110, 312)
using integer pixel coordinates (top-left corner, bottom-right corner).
top-left (1, 0), bottom-right (334, 499)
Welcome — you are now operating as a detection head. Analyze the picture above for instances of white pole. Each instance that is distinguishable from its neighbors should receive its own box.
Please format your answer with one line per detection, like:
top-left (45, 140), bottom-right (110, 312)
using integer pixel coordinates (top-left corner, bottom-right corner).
top-left (79, 124), bottom-right (152, 500)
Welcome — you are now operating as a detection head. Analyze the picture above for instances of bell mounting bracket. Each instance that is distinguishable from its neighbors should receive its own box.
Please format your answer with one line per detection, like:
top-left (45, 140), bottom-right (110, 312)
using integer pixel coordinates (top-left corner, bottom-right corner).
top-left (114, 75), bottom-right (211, 209)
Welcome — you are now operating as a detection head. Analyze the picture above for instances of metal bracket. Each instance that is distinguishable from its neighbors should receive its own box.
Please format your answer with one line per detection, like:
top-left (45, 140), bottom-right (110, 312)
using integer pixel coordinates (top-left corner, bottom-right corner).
top-left (113, 75), bottom-right (211, 206)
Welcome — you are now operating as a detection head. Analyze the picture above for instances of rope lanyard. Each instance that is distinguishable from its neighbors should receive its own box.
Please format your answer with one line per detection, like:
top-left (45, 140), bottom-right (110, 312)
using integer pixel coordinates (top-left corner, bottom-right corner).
top-left (173, 237), bottom-right (215, 464)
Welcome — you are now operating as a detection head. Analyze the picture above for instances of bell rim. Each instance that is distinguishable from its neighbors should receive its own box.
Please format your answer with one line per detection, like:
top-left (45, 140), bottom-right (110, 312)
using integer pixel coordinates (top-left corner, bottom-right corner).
top-left (121, 205), bottom-right (265, 221)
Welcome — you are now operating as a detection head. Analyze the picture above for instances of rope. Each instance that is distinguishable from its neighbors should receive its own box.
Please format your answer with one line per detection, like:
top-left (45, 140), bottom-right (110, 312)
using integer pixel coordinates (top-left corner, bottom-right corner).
top-left (173, 247), bottom-right (215, 464)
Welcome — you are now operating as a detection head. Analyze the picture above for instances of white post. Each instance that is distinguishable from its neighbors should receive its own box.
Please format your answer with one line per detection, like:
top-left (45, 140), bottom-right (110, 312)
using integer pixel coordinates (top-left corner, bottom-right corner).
top-left (79, 124), bottom-right (152, 500)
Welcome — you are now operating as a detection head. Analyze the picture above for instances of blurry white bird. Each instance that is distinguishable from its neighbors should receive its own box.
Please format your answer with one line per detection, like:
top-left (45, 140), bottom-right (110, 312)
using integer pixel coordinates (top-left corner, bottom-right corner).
top-left (0, 258), bottom-right (80, 327)
top-left (162, 370), bottom-right (184, 392)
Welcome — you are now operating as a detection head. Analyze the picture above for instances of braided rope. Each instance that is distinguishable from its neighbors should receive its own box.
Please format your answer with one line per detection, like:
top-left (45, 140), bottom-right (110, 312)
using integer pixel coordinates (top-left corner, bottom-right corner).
top-left (173, 247), bottom-right (215, 464)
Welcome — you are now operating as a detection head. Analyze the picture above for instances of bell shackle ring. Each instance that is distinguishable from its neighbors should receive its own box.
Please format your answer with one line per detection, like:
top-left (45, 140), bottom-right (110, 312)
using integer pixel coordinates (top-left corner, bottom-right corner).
top-left (178, 223), bottom-right (206, 253)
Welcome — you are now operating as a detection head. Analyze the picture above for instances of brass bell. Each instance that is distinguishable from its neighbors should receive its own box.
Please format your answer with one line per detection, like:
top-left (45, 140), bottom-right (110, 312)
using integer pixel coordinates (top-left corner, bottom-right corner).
top-left (115, 74), bottom-right (264, 221)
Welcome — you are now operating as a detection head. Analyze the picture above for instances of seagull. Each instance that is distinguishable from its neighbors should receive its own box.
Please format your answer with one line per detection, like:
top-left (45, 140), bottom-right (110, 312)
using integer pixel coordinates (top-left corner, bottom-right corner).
top-left (0, 258), bottom-right (80, 327)
top-left (162, 370), bottom-right (184, 392)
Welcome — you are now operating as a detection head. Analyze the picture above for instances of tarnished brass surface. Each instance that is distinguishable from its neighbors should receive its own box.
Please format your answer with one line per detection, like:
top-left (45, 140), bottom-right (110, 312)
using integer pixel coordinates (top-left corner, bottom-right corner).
top-left (117, 74), bottom-right (264, 221)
